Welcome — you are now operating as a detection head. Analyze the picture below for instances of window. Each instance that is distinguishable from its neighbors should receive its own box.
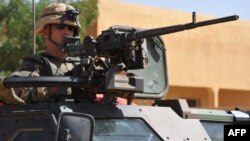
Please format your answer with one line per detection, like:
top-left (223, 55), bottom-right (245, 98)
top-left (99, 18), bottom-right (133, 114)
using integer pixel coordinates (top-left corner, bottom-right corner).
top-left (93, 118), bottom-right (162, 141)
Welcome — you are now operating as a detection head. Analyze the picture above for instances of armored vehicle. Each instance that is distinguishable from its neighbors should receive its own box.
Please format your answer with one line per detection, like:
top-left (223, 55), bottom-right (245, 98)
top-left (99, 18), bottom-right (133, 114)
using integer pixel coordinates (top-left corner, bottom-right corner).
top-left (1, 13), bottom-right (248, 141)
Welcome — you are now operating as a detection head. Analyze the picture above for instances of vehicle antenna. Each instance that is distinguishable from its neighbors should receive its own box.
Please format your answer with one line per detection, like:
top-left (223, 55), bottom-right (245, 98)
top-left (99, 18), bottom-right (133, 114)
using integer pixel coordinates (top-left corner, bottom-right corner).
top-left (32, 0), bottom-right (36, 54)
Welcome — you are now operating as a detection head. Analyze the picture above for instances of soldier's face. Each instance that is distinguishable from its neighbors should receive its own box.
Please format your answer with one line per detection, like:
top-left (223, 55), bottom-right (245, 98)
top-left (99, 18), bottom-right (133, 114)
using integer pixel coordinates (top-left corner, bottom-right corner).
top-left (50, 24), bottom-right (75, 45)
top-left (43, 24), bottom-right (76, 59)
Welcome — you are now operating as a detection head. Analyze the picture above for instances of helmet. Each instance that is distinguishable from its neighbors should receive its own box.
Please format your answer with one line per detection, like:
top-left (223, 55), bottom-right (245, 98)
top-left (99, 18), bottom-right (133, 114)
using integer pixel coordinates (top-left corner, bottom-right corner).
top-left (35, 2), bottom-right (81, 35)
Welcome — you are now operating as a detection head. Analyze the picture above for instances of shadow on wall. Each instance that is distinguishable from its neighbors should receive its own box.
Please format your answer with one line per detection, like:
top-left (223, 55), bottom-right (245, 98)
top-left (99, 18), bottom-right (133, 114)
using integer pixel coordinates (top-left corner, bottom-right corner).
top-left (219, 89), bottom-right (250, 110)
top-left (133, 86), bottom-right (250, 110)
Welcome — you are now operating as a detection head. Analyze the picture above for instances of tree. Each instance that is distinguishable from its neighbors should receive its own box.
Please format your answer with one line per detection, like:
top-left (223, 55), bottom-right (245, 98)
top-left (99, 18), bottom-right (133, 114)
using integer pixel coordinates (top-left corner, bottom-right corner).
top-left (0, 0), bottom-right (33, 72)
top-left (0, 0), bottom-right (98, 75)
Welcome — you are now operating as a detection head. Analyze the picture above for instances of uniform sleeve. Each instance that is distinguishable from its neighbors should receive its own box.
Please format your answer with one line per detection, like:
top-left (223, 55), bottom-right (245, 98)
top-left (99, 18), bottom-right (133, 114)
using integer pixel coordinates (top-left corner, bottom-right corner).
top-left (0, 60), bottom-right (53, 104)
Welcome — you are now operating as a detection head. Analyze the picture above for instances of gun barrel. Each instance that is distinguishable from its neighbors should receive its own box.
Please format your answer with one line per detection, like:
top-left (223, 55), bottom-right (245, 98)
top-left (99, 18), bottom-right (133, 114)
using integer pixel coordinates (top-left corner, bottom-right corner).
top-left (127, 15), bottom-right (239, 41)
top-left (127, 24), bottom-right (183, 41)
top-left (195, 15), bottom-right (239, 27)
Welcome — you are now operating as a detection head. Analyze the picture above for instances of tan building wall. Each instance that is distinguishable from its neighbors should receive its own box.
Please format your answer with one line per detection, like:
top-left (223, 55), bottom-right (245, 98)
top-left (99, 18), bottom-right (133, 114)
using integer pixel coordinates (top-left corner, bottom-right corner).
top-left (86, 0), bottom-right (250, 109)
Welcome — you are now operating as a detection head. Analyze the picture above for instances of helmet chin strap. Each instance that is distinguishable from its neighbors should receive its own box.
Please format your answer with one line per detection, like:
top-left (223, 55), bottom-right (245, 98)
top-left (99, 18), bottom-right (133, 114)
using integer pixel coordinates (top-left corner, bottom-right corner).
top-left (48, 25), bottom-right (65, 51)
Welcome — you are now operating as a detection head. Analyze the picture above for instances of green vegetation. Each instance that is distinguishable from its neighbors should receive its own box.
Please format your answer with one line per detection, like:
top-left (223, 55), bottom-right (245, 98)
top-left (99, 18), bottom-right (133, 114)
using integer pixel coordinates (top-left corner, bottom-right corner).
top-left (0, 0), bottom-right (98, 75)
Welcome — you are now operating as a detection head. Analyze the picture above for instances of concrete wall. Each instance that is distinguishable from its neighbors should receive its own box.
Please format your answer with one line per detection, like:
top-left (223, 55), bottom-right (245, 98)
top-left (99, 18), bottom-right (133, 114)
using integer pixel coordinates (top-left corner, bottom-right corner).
top-left (87, 0), bottom-right (250, 109)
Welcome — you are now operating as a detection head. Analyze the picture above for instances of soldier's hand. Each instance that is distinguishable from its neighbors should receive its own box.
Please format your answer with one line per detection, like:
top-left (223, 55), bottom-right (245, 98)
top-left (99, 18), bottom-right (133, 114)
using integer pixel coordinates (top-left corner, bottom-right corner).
top-left (0, 77), bottom-right (25, 105)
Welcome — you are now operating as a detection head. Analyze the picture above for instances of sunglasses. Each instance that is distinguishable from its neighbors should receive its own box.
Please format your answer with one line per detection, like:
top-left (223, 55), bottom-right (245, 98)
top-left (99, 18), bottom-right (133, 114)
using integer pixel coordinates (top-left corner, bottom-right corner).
top-left (53, 24), bottom-right (76, 32)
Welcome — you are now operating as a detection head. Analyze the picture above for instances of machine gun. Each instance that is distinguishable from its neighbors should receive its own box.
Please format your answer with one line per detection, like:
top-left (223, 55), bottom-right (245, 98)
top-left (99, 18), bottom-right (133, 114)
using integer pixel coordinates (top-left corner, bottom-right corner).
top-left (3, 12), bottom-right (239, 104)
top-left (64, 12), bottom-right (238, 69)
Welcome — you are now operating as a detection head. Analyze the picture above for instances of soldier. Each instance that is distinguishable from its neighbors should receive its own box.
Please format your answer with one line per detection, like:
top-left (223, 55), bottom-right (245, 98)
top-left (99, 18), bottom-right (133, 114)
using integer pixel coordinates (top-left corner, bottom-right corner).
top-left (0, 2), bottom-right (81, 104)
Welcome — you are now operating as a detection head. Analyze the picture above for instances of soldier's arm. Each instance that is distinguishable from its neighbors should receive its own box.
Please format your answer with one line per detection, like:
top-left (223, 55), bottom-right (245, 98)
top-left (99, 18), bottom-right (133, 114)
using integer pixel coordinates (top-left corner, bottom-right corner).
top-left (0, 60), bottom-right (52, 104)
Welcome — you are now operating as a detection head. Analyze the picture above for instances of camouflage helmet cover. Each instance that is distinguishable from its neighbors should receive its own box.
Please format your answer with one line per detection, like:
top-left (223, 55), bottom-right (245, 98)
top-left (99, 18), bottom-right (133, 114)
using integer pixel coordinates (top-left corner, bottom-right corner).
top-left (35, 2), bottom-right (81, 35)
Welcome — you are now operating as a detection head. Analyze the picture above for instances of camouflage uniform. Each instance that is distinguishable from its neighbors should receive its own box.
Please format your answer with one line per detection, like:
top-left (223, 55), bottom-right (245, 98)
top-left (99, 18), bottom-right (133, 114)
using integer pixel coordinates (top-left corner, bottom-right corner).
top-left (0, 2), bottom-right (80, 104)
